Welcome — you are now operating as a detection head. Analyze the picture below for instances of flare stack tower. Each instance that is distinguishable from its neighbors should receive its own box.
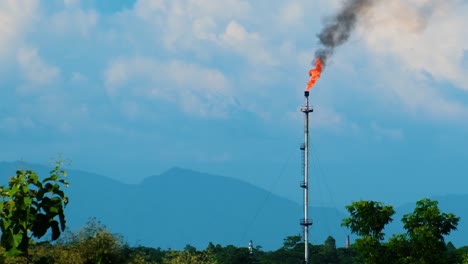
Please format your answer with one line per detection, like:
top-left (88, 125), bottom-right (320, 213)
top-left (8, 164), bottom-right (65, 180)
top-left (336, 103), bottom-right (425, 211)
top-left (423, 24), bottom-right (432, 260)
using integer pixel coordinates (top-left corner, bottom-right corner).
top-left (300, 90), bottom-right (313, 264)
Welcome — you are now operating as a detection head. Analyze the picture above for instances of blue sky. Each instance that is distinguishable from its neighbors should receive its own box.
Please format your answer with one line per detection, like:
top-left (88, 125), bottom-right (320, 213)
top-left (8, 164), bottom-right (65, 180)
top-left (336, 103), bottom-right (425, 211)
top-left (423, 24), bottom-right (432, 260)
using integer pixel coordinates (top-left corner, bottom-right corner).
top-left (1, 0), bottom-right (467, 208)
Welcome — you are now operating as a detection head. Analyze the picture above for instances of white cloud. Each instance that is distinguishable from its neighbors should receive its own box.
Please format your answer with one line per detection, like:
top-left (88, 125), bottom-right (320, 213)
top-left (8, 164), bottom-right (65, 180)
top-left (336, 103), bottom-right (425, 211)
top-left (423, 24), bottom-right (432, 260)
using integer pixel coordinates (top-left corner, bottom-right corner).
top-left (370, 122), bottom-right (404, 141)
top-left (185, 0), bottom-right (251, 19)
top-left (280, 2), bottom-right (304, 27)
top-left (323, 0), bottom-right (468, 121)
top-left (49, 8), bottom-right (98, 37)
top-left (104, 60), bottom-right (129, 93)
top-left (129, 0), bottom-right (279, 67)
top-left (132, 0), bottom-right (251, 51)
top-left (63, 0), bottom-right (80, 7)
top-left (220, 21), bottom-right (248, 44)
top-left (133, 0), bottom-right (167, 18)
top-left (361, 0), bottom-right (468, 89)
top-left (16, 47), bottom-right (60, 92)
top-left (192, 17), bottom-right (217, 41)
top-left (219, 20), bottom-right (278, 66)
top-left (2, 0), bottom-right (466, 127)
top-left (104, 57), bottom-right (234, 118)
top-left (383, 71), bottom-right (468, 120)
top-left (0, 0), bottom-right (39, 58)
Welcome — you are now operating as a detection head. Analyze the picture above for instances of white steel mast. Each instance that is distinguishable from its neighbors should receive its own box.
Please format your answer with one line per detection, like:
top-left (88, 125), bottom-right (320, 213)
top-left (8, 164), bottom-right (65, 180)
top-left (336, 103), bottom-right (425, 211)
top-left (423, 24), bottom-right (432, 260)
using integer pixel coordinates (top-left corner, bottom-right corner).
top-left (300, 90), bottom-right (313, 264)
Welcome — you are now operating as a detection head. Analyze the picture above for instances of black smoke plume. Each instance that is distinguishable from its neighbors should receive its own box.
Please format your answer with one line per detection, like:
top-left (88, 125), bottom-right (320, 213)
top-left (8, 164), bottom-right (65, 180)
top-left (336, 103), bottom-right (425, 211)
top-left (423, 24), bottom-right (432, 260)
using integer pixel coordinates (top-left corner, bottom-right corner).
top-left (315, 0), bottom-right (374, 66)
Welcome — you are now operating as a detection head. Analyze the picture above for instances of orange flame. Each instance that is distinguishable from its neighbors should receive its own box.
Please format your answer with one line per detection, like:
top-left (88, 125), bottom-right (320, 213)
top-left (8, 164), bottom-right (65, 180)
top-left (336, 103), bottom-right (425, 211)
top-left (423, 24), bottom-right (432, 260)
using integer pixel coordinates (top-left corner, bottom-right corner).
top-left (305, 58), bottom-right (323, 91)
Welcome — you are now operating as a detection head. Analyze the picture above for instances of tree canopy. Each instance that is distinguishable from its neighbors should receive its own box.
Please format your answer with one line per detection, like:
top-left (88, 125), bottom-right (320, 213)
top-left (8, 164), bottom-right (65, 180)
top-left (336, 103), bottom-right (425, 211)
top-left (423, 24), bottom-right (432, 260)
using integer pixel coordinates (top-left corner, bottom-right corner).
top-left (342, 198), bottom-right (460, 264)
top-left (0, 163), bottom-right (69, 258)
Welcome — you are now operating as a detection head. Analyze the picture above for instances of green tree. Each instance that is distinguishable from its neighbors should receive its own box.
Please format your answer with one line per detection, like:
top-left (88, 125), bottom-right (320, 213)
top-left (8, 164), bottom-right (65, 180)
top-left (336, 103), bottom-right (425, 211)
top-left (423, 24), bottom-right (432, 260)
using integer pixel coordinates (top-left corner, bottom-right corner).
top-left (184, 244), bottom-right (197, 254)
top-left (323, 236), bottom-right (337, 254)
top-left (258, 235), bottom-right (304, 264)
top-left (342, 200), bottom-right (395, 240)
top-left (386, 234), bottom-right (412, 264)
top-left (162, 249), bottom-right (217, 264)
top-left (458, 247), bottom-right (468, 264)
top-left (462, 254), bottom-right (468, 264)
top-left (336, 247), bottom-right (358, 264)
top-left (322, 236), bottom-right (338, 264)
top-left (0, 163), bottom-right (69, 258)
top-left (400, 198), bottom-right (459, 264)
top-left (26, 218), bottom-right (157, 264)
top-left (446, 242), bottom-right (457, 264)
top-left (123, 246), bottom-right (166, 263)
top-left (342, 200), bottom-right (395, 264)
top-left (62, 218), bottom-right (126, 264)
top-left (212, 244), bottom-right (255, 264)
top-left (282, 234), bottom-right (302, 250)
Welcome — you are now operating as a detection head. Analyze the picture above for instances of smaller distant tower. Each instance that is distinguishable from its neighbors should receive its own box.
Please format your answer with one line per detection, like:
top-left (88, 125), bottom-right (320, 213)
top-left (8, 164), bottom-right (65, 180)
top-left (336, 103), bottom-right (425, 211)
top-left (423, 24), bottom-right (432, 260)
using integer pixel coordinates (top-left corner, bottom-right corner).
top-left (346, 235), bottom-right (350, 249)
top-left (248, 240), bottom-right (253, 255)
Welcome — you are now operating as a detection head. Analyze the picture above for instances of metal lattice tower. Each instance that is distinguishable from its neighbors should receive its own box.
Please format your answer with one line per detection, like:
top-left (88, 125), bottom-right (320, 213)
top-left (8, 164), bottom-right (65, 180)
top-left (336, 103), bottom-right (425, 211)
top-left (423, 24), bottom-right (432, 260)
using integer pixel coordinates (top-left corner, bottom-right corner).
top-left (300, 91), bottom-right (313, 264)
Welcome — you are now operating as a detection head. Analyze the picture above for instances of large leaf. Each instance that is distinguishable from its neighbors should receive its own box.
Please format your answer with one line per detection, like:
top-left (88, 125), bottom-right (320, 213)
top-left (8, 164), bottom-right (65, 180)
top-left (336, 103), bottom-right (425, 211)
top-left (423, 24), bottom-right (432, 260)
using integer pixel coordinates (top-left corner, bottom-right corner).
top-left (50, 220), bottom-right (61, 241)
top-left (28, 171), bottom-right (40, 186)
top-left (59, 209), bottom-right (66, 231)
top-left (21, 184), bottom-right (29, 194)
top-left (46, 197), bottom-right (64, 214)
top-left (43, 183), bottom-right (54, 192)
top-left (53, 188), bottom-right (65, 199)
top-left (1, 218), bottom-right (11, 229)
top-left (11, 230), bottom-right (22, 248)
top-left (31, 213), bottom-right (50, 239)
top-left (4, 247), bottom-right (22, 258)
top-left (21, 197), bottom-right (33, 210)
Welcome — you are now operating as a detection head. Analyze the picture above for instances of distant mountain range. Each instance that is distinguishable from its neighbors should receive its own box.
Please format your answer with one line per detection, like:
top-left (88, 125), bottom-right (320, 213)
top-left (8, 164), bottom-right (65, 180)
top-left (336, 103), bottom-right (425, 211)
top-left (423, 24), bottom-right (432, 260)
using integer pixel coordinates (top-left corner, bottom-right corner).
top-left (0, 161), bottom-right (466, 249)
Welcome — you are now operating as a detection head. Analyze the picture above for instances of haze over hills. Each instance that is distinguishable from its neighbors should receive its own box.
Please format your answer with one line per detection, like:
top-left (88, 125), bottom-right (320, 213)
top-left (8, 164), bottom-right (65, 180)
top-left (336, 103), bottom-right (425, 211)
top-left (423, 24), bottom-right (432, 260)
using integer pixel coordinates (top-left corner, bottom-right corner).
top-left (0, 161), bottom-right (466, 249)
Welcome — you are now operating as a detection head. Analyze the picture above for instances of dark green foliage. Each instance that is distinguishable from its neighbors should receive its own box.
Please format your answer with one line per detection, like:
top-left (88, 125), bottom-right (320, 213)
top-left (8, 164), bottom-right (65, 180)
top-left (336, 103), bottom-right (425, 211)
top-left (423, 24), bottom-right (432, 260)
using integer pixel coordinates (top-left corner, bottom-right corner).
top-left (282, 234), bottom-right (302, 249)
top-left (122, 246), bottom-right (166, 263)
top-left (402, 199), bottom-right (459, 241)
top-left (446, 242), bottom-right (458, 264)
top-left (343, 198), bottom-right (461, 264)
top-left (336, 247), bottom-right (358, 264)
top-left (2, 229), bottom-right (467, 264)
top-left (62, 218), bottom-right (127, 264)
top-left (0, 163), bottom-right (69, 257)
top-left (210, 244), bottom-right (256, 264)
top-left (0, 192), bottom-right (463, 264)
top-left (342, 200), bottom-right (395, 240)
top-left (184, 244), bottom-right (197, 254)
top-left (398, 198), bottom-right (460, 264)
top-left (321, 236), bottom-right (339, 263)
top-left (341, 200), bottom-right (395, 264)
top-left (25, 218), bottom-right (151, 264)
